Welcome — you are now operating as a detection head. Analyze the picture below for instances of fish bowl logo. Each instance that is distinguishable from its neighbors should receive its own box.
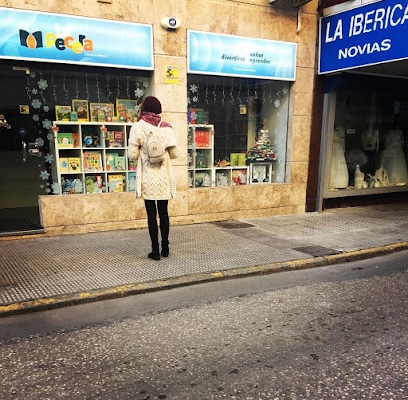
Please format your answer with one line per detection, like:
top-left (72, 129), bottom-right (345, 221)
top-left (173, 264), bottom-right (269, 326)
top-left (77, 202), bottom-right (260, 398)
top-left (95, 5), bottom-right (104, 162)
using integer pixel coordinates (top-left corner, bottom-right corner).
top-left (19, 30), bottom-right (93, 54)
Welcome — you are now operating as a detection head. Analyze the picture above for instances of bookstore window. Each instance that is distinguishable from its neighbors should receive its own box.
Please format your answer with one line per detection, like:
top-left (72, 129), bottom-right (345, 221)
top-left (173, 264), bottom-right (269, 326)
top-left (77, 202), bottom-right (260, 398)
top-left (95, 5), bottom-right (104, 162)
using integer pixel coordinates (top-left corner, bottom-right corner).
top-left (187, 75), bottom-right (290, 187)
top-left (4, 62), bottom-right (151, 195)
top-left (329, 90), bottom-right (408, 191)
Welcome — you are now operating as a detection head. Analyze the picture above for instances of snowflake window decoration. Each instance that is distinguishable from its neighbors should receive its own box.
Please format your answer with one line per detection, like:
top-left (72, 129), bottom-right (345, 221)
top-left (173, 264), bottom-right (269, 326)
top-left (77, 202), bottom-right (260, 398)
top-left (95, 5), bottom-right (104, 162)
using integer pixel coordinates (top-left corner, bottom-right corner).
top-left (35, 137), bottom-right (45, 147)
top-left (51, 183), bottom-right (61, 195)
top-left (40, 170), bottom-right (50, 180)
top-left (42, 119), bottom-right (52, 129)
top-left (134, 87), bottom-right (144, 98)
top-left (189, 84), bottom-right (199, 93)
top-left (38, 79), bottom-right (48, 90)
top-left (32, 99), bottom-right (41, 109)
top-left (44, 153), bottom-right (54, 164)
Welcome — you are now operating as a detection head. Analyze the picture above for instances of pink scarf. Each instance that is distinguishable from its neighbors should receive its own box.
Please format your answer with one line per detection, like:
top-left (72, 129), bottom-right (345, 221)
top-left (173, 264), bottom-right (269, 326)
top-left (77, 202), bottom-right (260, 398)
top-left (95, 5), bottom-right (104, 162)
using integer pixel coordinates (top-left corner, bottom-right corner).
top-left (141, 112), bottom-right (171, 127)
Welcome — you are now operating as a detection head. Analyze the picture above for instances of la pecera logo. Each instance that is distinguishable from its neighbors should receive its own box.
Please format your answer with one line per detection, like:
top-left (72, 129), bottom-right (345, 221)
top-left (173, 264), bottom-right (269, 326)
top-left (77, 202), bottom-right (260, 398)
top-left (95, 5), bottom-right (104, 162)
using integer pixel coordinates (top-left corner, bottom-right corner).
top-left (19, 30), bottom-right (93, 54)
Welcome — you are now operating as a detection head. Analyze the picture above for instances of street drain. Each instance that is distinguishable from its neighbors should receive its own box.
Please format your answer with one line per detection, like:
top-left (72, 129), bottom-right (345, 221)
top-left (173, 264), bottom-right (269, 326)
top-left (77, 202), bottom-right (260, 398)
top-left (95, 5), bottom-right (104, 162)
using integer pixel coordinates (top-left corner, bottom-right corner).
top-left (211, 220), bottom-right (255, 229)
top-left (293, 245), bottom-right (341, 257)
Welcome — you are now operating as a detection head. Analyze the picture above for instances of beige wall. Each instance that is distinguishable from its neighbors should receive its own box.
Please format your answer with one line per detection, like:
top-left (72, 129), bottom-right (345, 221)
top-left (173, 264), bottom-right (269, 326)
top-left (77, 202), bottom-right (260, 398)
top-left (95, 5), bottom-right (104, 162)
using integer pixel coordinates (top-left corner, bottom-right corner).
top-left (4, 0), bottom-right (319, 235)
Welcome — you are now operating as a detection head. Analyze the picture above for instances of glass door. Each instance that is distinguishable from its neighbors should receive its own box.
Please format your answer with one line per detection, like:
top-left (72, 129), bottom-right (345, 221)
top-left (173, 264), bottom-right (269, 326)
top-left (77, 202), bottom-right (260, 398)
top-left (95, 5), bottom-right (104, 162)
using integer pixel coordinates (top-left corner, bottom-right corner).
top-left (0, 65), bottom-right (46, 236)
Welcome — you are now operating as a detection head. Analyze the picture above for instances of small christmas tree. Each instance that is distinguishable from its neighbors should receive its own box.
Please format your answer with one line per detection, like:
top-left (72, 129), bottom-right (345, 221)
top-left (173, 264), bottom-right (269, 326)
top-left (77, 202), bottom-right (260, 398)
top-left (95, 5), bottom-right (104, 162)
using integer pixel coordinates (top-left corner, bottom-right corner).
top-left (247, 129), bottom-right (276, 161)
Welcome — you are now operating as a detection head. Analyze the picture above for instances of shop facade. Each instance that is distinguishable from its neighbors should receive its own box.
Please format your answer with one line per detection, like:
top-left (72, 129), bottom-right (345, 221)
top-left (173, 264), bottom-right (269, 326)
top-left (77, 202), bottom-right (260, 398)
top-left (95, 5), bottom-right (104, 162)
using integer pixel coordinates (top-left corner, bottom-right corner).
top-left (314, 0), bottom-right (408, 211)
top-left (0, 0), bottom-right (318, 237)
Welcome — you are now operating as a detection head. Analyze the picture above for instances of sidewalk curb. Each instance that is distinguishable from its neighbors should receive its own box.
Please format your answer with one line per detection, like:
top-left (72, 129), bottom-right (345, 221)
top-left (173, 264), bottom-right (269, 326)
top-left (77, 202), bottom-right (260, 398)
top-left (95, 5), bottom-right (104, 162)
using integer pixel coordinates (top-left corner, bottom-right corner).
top-left (1, 241), bottom-right (407, 318)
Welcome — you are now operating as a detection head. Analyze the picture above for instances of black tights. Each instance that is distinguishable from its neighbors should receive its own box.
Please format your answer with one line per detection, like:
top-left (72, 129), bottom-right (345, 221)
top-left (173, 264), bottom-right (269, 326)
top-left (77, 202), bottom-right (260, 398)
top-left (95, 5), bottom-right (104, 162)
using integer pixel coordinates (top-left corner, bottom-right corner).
top-left (144, 199), bottom-right (169, 250)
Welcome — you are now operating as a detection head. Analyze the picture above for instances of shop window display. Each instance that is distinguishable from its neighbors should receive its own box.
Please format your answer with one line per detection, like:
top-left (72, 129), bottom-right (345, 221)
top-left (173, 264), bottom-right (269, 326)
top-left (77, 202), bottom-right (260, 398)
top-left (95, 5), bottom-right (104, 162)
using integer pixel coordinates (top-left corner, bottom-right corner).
top-left (330, 90), bottom-right (408, 191)
top-left (187, 75), bottom-right (290, 186)
top-left (5, 63), bottom-right (151, 195)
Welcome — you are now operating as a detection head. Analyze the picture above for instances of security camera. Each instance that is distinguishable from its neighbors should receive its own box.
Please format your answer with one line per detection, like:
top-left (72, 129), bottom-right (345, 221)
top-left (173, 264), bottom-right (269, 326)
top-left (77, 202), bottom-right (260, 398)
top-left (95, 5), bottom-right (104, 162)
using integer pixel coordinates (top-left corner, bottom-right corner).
top-left (161, 16), bottom-right (181, 30)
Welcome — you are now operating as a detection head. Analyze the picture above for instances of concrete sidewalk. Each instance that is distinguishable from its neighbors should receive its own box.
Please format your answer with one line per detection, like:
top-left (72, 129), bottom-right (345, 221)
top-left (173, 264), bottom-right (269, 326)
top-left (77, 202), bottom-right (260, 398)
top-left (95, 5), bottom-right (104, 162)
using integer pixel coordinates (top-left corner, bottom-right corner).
top-left (1, 202), bottom-right (408, 317)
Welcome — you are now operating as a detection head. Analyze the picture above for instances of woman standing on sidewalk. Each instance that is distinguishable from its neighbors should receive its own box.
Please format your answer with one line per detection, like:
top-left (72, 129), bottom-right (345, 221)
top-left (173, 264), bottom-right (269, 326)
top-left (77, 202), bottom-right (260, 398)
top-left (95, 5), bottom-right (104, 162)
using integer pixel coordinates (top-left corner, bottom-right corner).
top-left (128, 96), bottom-right (178, 260)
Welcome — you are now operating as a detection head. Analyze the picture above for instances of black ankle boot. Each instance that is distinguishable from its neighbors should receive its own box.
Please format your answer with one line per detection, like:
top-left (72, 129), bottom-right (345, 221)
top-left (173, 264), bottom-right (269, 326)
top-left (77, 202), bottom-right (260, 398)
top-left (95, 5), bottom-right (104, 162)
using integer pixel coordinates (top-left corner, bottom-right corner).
top-left (161, 242), bottom-right (169, 257)
top-left (148, 244), bottom-right (160, 261)
top-left (148, 251), bottom-right (160, 261)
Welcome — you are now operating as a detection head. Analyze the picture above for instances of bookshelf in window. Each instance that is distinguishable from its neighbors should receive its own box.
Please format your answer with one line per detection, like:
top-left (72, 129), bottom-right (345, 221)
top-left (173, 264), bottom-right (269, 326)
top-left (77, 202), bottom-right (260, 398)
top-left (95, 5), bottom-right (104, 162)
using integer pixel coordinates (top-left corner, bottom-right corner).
top-left (188, 124), bottom-right (215, 188)
top-left (52, 121), bottom-right (135, 194)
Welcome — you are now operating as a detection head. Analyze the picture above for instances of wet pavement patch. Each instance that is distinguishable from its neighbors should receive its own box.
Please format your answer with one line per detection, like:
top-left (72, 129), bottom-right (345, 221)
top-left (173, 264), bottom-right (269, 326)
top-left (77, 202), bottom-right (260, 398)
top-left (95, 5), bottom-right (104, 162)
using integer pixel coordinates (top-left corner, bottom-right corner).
top-left (293, 245), bottom-right (341, 257)
top-left (212, 220), bottom-right (255, 229)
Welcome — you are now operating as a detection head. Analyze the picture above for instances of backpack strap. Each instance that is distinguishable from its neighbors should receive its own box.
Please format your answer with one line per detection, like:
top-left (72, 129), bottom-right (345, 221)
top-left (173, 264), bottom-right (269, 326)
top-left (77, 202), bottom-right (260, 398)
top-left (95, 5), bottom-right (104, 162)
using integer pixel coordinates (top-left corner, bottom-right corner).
top-left (145, 120), bottom-right (162, 139)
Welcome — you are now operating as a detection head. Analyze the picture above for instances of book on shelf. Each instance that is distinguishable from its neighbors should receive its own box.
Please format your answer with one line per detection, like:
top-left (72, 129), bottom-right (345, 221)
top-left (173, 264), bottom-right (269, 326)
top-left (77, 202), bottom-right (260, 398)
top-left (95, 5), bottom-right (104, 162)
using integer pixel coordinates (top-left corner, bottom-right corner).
top-left (59, 157), bottom-right (69, 173)
top-left (230, 153), bottom-right (246, 166)
top-left (108, 174), bottom-right (124, 192)
top-left (127, 172), bottom-right (137, 191)
top-left (68, 157), bottom-right (81, 172)
top-left (71, 133), bottom-right (79, 148)
top-left (128, 159), bottom-right (137, 171)
top-left (83, 151), bottom-right (103, 172)
top-left (85, 175), bottom-right (103, 194)
top-left (57, 133), bottom-right (75, 148)
top-left (216, 171), bottom-right (229, 186)
top-left (195, 129), bottom-right (210, 147)
top-left (105, 131), bottom-right (125, 148)
top-left (114, 156), bottom-right (126, 171)
top-left (61, 178), bottom-right (82, 194)
top-left (195, 172), bottom-right (211, 187)
top-left (106, 152), bottom-right (119, 171)
top-left (232, 168), bottom-right (247, 185)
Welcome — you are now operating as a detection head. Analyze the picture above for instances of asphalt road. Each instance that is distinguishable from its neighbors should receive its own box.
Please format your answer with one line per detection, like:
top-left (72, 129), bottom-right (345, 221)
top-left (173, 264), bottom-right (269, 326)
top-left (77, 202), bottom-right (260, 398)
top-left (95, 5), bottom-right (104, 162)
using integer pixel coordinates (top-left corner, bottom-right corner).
top-left (1, 250), bottom-right (407, 399)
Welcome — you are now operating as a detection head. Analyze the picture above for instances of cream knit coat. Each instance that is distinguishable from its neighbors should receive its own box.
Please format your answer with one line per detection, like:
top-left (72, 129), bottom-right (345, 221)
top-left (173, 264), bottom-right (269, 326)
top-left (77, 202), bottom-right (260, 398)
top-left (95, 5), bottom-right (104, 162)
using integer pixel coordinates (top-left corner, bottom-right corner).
top-left (128, 119), bottom-right (178, 200)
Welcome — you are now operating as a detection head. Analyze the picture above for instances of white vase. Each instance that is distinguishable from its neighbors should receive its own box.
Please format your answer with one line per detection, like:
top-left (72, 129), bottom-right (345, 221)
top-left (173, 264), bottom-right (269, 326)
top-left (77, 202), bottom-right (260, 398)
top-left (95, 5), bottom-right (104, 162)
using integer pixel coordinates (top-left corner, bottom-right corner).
top-left (354, 165), bottom-right (364, 189)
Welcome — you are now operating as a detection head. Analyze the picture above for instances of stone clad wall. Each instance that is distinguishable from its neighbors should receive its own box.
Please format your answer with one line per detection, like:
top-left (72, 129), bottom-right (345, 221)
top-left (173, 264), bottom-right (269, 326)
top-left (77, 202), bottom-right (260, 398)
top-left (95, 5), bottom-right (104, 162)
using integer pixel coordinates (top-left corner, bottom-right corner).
top-left (6, 0), bottom-right (319, 235)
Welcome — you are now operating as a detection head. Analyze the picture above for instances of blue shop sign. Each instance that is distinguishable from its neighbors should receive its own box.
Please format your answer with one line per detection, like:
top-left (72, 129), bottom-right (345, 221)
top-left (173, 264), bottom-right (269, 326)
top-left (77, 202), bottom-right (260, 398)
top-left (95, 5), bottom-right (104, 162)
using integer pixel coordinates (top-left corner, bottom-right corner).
top-left (0, 8), bottom-right (153, 70)
top-left (319, 0), bottom-right (408, 74)
top-left (188, 31), bottom-right (297, 81)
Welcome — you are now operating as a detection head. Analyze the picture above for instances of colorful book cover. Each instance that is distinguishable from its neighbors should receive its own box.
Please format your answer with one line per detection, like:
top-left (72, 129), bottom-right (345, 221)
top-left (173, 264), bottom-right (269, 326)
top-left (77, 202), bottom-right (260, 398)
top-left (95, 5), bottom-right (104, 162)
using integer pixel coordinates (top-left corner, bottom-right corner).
top-left (195, 129), bottom-right (210, 147)
top-left (238, 153), bottom-right (247, 166)
top-left (61, 178), bottom-right (82, 194)
top-left (127, 172), bottom-right (136, 191)
top-left (230, 153), bottom-right (246, 166)
top-left (71, 133), bottom-right (80, 148)
top-left (85, 175), bottom-right (103, 194)
top-left (57, 133), bottom-right (74, 148)
top-left (232, 169), bottom-right (247, 185)
top-left (113, 131), bottom-right (124, 147)
top-left (59, 157), bottom-right (69, 173)
top-left (55, 105), bottom-right (71, 121)
top-left (106, 152), bottom-right (118, 171)
top-left (216, 171), bottom-right (229, 186)
top-left (114, 156), bottom-right (126, 171)
top-left (108, 174), bottom-right (124, 192)
top-left (105, 131), bottom-right (115, 147)
top-left (83, 152), bottom-right (103, 172)
top-left (68, 157), bottom-right (81, 172)
top-left (195, 172), bottom-right (211, 187)
top-left (128, 159), bottom-right (137, 171)
top-left (105, 131), bottom-right (125, 148)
